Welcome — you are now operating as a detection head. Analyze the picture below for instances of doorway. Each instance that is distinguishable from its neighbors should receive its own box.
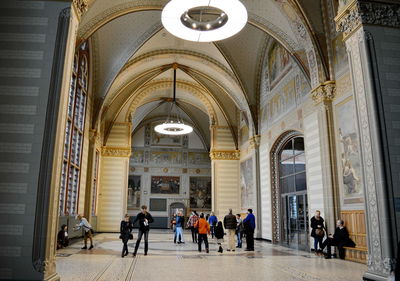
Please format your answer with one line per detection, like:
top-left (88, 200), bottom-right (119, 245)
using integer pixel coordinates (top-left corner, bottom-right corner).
top-left (169, 202), bottom-right (186, 227)
top-left (278, 136), bottom-right (309, 250)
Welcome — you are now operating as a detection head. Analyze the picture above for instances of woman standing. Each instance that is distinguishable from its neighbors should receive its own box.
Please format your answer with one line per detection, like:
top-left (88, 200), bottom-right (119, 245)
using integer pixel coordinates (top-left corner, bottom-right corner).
top-left (187, 211), bottom-right (199, 243)
top-left (310, 210), bottom-right (325, 255)
top-left (215, 221), bottom-right (225, 253)
top-left (236, 214), bottom-right (244, 248)
top-left (132, 205), bottom-right (154, 256)
top-left (120, 214), bottom-right (132, 257)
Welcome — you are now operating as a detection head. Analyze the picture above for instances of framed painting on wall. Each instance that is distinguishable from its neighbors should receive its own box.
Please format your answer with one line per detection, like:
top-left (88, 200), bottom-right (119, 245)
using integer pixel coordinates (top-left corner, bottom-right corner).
top-left (189, 177), bottom-right (211, 209)
top-left (335, 96), bottom-right (364, 207)
top-left (151, 176), bottom-right (180, 194)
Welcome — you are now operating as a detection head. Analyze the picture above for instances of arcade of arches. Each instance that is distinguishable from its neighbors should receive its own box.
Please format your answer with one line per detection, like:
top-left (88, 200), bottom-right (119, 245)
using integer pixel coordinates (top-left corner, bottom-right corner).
top-left (0, 0), bottom-right (400, 280)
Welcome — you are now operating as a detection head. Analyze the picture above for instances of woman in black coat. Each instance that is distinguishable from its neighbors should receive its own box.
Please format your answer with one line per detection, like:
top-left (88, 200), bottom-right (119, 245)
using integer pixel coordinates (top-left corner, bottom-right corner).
top-left (310, 210), bottom-right (325, 255)
top-left (120, 214), bottom-right (132, 257)
top-left (215, 221), bottom-right (225, 253)
top-left (57, 224), bottom-right (69, 249)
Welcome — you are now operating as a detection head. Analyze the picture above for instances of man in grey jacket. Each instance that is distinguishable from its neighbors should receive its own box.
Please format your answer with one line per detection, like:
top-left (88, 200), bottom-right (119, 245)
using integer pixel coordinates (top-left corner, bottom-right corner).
top-left (223, 209), bottom-right (237, 251)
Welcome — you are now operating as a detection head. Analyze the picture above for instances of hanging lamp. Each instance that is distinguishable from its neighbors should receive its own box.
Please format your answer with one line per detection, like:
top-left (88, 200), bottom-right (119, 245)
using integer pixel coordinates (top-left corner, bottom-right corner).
top-left (154, 65), bottom-right (193, 135)
top-left (161, 0), bottom-right (247, 42)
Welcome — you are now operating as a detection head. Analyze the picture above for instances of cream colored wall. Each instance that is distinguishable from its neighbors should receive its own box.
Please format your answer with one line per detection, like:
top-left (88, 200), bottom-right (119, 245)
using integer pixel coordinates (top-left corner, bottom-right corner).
top-left (259, 139), bottom-right (272, 240)
top-left (97, 123), bottom-right (131, 231)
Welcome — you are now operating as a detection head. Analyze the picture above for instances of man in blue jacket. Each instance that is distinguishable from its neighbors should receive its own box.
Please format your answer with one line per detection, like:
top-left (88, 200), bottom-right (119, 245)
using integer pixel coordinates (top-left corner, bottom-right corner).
top-left (243, 209), bottom-right (255, 251)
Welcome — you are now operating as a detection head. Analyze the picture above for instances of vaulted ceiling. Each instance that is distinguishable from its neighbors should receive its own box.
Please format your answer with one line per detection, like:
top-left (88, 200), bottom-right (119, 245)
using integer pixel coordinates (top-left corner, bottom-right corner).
top-left (79, 0), bottom-right (331, 148)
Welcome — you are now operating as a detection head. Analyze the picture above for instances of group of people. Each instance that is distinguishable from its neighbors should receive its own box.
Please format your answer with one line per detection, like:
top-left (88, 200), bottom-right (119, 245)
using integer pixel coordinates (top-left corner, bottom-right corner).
top-left (310, 210), bottom-right (355, 259)
top-left (170, 208), bottom-right (256, 253)
top-left (57, 214), bottom-right (94, 250)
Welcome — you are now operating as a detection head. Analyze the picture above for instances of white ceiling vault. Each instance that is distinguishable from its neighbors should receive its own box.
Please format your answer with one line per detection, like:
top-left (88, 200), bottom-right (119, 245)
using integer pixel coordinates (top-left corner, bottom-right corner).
top-left (80, 0), bottom-right (331, 148)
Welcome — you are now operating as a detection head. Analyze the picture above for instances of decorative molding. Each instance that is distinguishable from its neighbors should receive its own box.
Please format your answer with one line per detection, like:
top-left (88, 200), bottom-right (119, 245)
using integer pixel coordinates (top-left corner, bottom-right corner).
top-left (210, 150), bottom-right (240, 160)
top-left (249, 135), bottom-right (261, 150)
top-left (73, 0), bottom-right (88, 19)
top-left (101, 146), bottom-right (131, 157)
top-left (311, 81), bottom-right (336, 104)
top-left (335, 0), bottom-right (400, 40)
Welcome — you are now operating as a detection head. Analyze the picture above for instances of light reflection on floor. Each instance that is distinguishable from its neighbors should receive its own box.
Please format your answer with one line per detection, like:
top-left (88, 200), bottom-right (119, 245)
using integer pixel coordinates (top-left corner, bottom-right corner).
top-left (56, 231), bottom-right (366, 281)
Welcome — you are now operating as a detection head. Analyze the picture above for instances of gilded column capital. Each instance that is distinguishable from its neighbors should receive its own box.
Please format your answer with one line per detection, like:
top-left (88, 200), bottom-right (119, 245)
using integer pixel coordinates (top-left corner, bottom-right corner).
top-left (311, 81), bottom-right (336, 105)
top-left (210, 150), bottom-right (240, 160)
top-left (89, 129), bottom-right (100, 143)
top-left (335, 0), bottom-right (400, 40)
top-left (101, 146), bottom-right (131, 157)
top-left (72, 0), bottom-right (88, 19)
top-left (249, 135), bottom-right (261, 149)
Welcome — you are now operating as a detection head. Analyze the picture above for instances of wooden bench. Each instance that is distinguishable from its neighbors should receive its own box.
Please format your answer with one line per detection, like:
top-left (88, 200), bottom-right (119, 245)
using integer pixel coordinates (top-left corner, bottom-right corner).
top-left (341, 210), bottom-right (367, 264)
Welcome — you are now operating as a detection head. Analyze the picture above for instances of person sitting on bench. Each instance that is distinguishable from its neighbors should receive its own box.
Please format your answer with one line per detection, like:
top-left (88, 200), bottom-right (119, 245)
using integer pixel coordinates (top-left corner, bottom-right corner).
top-left (321, 219), bottom-right (355, 259)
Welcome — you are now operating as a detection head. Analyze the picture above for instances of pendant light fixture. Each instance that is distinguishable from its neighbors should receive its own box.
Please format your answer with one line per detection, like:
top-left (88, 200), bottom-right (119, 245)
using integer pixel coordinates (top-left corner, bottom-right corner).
top-left (154, 65), bottom-right (193, 135)
top-left (161, 0), bottom-right (248, 42)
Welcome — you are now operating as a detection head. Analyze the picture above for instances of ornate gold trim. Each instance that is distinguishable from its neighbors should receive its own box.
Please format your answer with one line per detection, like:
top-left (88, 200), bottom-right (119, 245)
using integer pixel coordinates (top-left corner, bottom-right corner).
top-left (335, 0), bottom-right (400, 40)
top-left (210, 150), bottom-right (240, 160)
top-left (72, 0), bottom-right (88, 19)
top-left (311, 81), bottom-right (336, 104)
top-left (101, 146), bottom-right (131, 157)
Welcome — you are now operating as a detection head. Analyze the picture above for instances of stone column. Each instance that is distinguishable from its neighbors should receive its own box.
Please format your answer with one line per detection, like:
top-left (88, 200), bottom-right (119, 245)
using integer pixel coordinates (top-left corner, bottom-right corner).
top-left (335, 1), bottom-right (400, 279)
top-left (249, 135), bottom-right (262, 238)
top-left (311, 81), bottom-right (340, 234)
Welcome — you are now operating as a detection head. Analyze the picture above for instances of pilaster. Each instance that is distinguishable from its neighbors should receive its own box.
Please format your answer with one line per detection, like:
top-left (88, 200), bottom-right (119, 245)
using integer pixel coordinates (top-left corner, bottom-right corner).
top-left (335, 1), bottom-right (400, 279)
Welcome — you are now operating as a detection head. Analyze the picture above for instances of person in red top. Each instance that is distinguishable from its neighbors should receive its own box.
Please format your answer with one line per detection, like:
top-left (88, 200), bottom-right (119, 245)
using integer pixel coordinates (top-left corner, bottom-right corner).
top-left (195, 213), bottom-right (210, 253)
top-left (187, 211), bottom-right (199, 243)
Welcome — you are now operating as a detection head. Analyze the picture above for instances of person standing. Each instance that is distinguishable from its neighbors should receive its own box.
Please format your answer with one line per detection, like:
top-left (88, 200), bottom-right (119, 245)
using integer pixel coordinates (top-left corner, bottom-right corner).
top-left (195, 213), bottom-right (210, 253)
top-left (132, 205), bottom-right (154, 256)
top-left (120, 214), bottom-right (132, 257)
top-left (236, 214), bottom-right (244, 248)
top-left (310, 210), bottom-right (325, 255)
top-left (215, 221), bottom-right (225, 253)
top-left (175, 211), bottom-right (185, 244)
top-left (74, 214), bottom-right (94, 250)
top-left (208, 212), bottom-right (218, 238)
top-left (243, 209), bottom-right (256, 251)
top-left (187, 211), bottom-right (199, 243)
top-left (223, 209), bottom-right (237, 251)
top-left (171, 213), bottom-right (177, 242)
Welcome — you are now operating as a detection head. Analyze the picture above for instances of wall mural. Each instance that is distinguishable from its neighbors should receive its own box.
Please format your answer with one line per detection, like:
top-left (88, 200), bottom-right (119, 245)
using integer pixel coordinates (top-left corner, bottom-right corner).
top-left (150, 151), bottom-right (182, 165)
top-left (241, 157), bottom-right (255, 209)
top-left (335, 97), bottom-right (364, 205)
top-left (188, 152), bottom-right (210, 165)
top-left (128, 175), bottom-right (141, 210)
top-left (268, 42), bottom-right (292, 88)
top-left (131, 150), bottom-right (144, 164)
top-left (151, 176), bottom-right (180, 194)
top-left (151, 126), bottom-right (182, 146)
top-left (189, 177), bottom-right (212, 209)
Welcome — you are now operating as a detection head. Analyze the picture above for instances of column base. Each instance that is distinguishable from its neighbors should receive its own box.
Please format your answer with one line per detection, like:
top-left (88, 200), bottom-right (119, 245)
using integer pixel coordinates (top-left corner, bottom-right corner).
top-left (363, 271), bottom-right (389, 281)
top-left (45, 273), bottom-right (60, 281)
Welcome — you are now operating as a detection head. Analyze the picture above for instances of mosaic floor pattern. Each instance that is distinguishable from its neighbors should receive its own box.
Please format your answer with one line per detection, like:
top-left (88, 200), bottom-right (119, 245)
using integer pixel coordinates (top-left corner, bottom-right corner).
top-left (56, 231), bottom-right (366, 281)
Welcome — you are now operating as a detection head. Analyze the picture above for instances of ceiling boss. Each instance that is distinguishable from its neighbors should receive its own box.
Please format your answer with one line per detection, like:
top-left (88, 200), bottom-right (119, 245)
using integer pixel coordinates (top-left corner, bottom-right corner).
top-left (161, 0), bottom-right (248, 42)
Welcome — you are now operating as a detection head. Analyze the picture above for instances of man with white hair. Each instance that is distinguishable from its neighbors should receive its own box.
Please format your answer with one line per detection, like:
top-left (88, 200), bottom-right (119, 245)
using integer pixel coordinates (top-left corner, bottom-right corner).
top-left (73, 214), bottom-right (93, 250)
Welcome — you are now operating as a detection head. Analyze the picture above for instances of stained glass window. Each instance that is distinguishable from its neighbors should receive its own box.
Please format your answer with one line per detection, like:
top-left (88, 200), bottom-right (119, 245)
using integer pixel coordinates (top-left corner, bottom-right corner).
top-left (59, 42), bottom-right (89, 216)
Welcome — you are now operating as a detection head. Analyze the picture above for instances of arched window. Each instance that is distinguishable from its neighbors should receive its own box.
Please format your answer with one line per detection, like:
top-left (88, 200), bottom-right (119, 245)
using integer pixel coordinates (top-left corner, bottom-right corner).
top-left (59, 42), bottom-right (89, 216)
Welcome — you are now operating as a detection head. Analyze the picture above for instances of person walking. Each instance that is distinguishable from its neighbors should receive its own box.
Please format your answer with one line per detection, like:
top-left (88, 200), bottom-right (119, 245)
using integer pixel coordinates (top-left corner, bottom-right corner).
top-left (236, 214), bottom-right (244, 248)
top-left (310, 210), bottom-right (325, 255)
top-left (187, 211), bottom-right (199, 243)
top-left (73, 214), bottom-right (94, 250)
top-left (194, 213), bottom-right (210, 253)
top-left (208, 212), bottom-right (218, 238)
top-left (215, 221), bottom-right (225, 253)
top-left (175, 211), bottom-right (185, 244)
top-left (132, 205), bottom-right (154, 256)
top-left (243, 209), bottom-right (256, 251)
top-left (171, 213), bottom-right (177, 242)
top-left (120, 214), bottom-right (133, 257)
top-left (223, 209), bottom-right (237, 251)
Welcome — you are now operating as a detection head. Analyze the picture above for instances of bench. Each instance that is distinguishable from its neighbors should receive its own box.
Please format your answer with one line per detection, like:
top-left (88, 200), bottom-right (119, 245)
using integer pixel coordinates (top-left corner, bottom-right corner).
top-left (343, 246), bottom-right (367, 264)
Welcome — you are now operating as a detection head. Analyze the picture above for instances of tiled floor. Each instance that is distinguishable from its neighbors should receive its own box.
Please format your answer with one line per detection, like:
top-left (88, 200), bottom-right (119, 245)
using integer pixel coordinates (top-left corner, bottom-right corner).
top-left (56, 231), bottom-right (366, 281)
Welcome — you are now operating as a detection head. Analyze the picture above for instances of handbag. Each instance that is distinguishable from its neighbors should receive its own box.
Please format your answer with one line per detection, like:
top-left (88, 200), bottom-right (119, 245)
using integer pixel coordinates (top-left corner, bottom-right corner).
top-left (315, 228), bottom-right (325, 237)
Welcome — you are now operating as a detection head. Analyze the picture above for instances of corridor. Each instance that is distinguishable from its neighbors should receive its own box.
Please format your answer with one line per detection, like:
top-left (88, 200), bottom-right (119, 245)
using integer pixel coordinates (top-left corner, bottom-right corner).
top-left (56, 231), bottom-right (366, 281)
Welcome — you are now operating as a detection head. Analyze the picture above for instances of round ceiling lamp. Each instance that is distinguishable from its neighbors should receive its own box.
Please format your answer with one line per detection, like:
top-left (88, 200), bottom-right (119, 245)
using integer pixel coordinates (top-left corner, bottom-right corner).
top-left (154, 64), bottom-right (193, 136)
top-left (161, 0), bottom-right (248, 42)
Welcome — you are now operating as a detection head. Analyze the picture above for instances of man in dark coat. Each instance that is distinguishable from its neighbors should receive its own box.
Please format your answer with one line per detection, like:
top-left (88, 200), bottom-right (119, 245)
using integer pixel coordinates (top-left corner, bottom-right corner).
top-left (321, 219), bottom-right (355, 259)
top-left (131, 205), bottom-right (154, 256)
top-left (223, 209), bottom-right (237, 251)
top-left (243, 209), bottom-right (256, 251)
